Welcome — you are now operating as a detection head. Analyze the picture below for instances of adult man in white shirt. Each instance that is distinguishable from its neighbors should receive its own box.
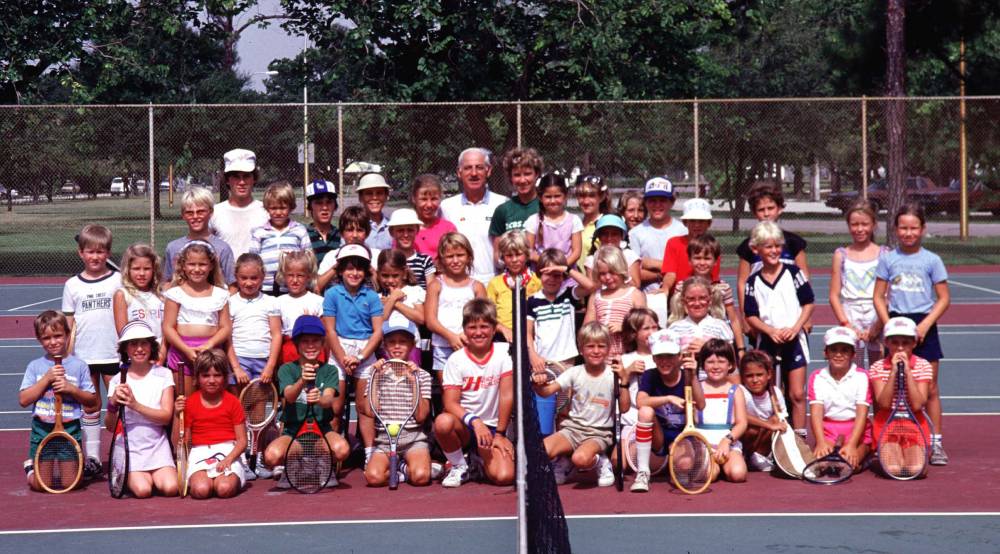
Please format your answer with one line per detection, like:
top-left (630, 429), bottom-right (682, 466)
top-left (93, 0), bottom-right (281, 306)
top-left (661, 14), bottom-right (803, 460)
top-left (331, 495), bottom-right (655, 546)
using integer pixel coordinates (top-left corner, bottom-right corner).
top-left (440, 147), bottom-right (508, 284)
top-left (209, 148), bottom-right (269, 258)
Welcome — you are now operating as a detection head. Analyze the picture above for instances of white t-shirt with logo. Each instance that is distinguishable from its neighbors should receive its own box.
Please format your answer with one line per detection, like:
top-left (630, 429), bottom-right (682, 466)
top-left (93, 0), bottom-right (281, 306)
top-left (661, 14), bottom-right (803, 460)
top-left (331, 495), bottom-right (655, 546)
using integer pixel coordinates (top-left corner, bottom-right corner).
top-left (442, 343), bottom-right (512, 428)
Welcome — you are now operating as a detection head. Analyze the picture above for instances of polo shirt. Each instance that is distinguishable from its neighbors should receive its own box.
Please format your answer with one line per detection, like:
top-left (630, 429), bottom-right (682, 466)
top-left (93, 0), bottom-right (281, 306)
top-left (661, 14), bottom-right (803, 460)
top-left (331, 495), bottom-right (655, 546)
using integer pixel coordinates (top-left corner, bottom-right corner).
top-left (807, 365), bottom-right (871, 421)
top-left (307, 224), bottom-right (342, 266)
top-left (489, 195), bottom-right (540, 237)
top-left (440, 190), bottom-right (508, 284)
top-left (322, 284), bottom-right (383, 340)
top-left (365, 213), bottom-right (392, 251)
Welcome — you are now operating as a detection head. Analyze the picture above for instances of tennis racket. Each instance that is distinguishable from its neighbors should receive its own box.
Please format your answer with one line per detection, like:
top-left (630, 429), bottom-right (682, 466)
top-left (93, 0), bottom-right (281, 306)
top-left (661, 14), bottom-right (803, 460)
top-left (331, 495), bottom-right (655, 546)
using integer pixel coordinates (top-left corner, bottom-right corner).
top-left (33, 355), bottom-right (84, 494)
top-left (544, 361), bottom-right (572, 414)
top-left (108, 362), bottom-right (130, 498)
top-left (623, 425), bottom-right (669, 475)
top-left (668, 385), bottom-right (715, 494)
top-left (240, 378), bottom-right (280, 472)
top-left (174, 362), bottom-right (189, 497)
top-left (612, 371), bottom-right (623, 491)
top-left (876, 360), bottom-right (929, 481)
top-left (802, 435), bottom-right (853, 485)
top-left (770, 387), bottom-right (814, 478)
top-left (285, 374), bottom-right (333, 493)
top-left (368, 359), bottom-right (421, 490)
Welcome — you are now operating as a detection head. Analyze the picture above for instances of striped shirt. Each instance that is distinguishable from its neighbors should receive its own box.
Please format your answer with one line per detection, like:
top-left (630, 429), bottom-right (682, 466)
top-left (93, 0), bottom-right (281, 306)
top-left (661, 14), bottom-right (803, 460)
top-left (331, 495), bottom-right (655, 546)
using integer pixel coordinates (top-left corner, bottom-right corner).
top-left (593, 287), bottom-right (638, 357)
top-left (249, 221), bottom-right (312, 294)
top-left (406, 252), bottom-right (436, 290)
top-left (307, 224), bottom-right (342, 266)
top-left (527, 287), bottom-right (580, 362)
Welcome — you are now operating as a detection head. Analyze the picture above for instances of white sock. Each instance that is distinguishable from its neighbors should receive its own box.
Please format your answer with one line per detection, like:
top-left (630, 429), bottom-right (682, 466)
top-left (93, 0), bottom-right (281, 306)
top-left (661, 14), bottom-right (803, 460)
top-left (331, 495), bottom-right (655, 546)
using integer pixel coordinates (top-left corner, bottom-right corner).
top-left (635, 422), bottom-right (653, 473)
top-left (364, 446), bottom-right (374, 464)
top-left (81, 412), bottom-right (101, 461)
top-left (932, 434), bottom-right (942, 445)
top-left (444, 448), bottom-right (467, 469)
top-left (794, 428), bottom-right (808, 438)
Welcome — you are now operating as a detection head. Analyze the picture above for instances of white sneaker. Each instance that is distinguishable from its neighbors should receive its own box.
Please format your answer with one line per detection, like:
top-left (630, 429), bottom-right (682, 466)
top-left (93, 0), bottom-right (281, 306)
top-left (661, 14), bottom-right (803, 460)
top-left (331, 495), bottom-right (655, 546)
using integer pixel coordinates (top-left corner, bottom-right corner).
top-left (245, 469), bottom-right (257, 481)
top-left (442, 465), bottom-right (470, 488)
top-left (596, 455), bottom-right (615, 487)
top-left (272, 465), bottom-right (285, 480)
top-left (749, 452), bottom-right (775, 472)
top-left (276, 473), bottom-right (291, 489)
top-left (325, 473), bottom-right (339, 488)
top-left (551, 456), bottom-right (573, 485)
top-left (397, 460), bottom-right (408, 484)
top-left (430, 462), bottom-right (444, 481)
top-left (255, 465), bottom-right (274, 479)
top-left (631, 470), bottom-right (650, 493)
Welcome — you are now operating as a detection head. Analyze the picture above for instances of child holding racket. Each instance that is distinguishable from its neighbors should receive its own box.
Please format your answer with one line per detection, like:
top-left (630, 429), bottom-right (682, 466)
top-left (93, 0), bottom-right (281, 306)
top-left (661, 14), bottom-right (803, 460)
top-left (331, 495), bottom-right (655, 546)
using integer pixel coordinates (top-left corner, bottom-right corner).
top-left (743, 221), bottom-right (815, 436)
top-left (487, 230), bottom-right (541, 342)
top-left (631, 329), bottom-right (699, 492)
top-left (162, 241), bottom-right (232, 397)
top-left (173, 349), bottom-right (248, 499)
top-left (363, 320), bottom-right (434, 487)
top-left (376, 249), bottom-right (425, 364)
top-left (63, 224), bottom-right (121, 477)
top-left (113, 243), bottom-right (165, 363)
top-left (619, 308), bottom-right (660, 428)
top-left (267, 316), bottom-right (350, 487)
top-left (584, 245), bottom-right (646, 359)
top-left (20, 311), bottom-right (99, 491)
top-left (532, 322), bottom-right (629, 487)
top-left (873, 202), bottom-right (950, 465)
top-left (277, 250), bottom-right (325, 364)
top-left (106, 321), bottom-right (177, 498)
top-left (524, 173), bottom-right (583, 268)
top-left (387, 208), bottom-right (435, 289)
top-left (249, 181), bottom-right (313, 296)
top-left (426, 232), bottom-right (487, 373)
top-left (696, 339), bottom-right (748, 483)
top-left (738, 350), bottom-right (786, 472)
top-left (527, 248), bottom-right (595, 373)
top-left (668, 277), bottom-right (737, 374)
top-left (434, 299), bottom-right (515, 488)
top-left (410, 174), bottom-right (457, 260)
top-left (227, 253), bottom-right (282, 393)
top-left (322, 244), bottom-right (385, 464)
top-left (807, 326), bottom-right (872, 470)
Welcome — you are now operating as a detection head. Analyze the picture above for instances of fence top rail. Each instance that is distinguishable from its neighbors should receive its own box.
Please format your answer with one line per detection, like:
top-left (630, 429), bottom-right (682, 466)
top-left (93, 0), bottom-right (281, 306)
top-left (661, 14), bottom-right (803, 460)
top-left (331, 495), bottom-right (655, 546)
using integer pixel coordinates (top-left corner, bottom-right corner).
top-left (2, 95), bottom-right (1000, 110)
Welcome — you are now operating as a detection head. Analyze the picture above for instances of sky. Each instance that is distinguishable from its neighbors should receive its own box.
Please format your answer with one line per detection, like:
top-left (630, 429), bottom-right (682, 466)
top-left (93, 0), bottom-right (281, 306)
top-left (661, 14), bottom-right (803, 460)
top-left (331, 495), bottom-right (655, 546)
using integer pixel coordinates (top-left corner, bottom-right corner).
top-left (234, 0), bottom-right (302, 92)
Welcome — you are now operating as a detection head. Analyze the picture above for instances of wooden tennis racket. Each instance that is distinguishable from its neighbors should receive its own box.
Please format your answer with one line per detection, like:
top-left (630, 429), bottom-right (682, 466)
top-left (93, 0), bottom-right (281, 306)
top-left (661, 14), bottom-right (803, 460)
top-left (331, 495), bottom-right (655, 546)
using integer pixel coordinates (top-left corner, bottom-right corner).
top-left (667, 385), bottom-right (715, 494)
top-left (770, 387), bottom-right (814, 478)
top-left (802, 435), bottom-right (853, 485)
top-left (33, 355), bottom-right (84, 494)
top-left (240, 378), bottom-right (280, 472)
top-left (285, 374), bottom-right (333, 493)
top-left (543, 360), bottom-right (571, 415)
top-left (108, 362), bottom-right (130, 498)
top-left (368, 359), bottom-right (420, 490)
top-left (876, 360), bottom-right (929, 481)
top-left (174, 362), bottom-right (189, 497)
top-left (623, 425), bottom-right (669, 475)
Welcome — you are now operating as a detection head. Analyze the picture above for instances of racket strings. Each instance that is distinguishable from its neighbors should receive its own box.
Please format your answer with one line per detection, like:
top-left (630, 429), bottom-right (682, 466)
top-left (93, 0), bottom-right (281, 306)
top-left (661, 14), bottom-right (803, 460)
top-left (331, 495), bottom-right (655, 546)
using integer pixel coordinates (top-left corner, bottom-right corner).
top-left (241, 383), bottom-right (278, 428)
top-left (672, 436), bottom-right (712, 490)
top-left (109, 434), bottom-right (128, 496)
top-left (880, 419), bottom-right (927, 479)
top-left (286, 434), bottom-right (332, 493)
top-left (371, 366), bottom-right (418, 428)
top-left (36, 436), bottom-right (81, 491)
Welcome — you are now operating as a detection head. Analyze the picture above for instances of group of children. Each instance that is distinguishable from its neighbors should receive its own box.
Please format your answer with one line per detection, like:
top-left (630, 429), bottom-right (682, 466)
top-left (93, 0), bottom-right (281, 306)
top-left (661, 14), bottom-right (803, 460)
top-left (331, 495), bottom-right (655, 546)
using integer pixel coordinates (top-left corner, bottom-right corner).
top-left (20, 146), bottom-right (951, 497)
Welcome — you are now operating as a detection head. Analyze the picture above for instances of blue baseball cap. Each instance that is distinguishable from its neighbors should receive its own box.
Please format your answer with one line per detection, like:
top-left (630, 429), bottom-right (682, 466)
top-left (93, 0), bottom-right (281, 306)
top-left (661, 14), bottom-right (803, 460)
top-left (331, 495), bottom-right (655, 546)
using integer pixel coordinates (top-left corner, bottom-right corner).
top-left (306, 179), bottom-right (337, 199)
top-left (595, 214), bottom-right (628, 234)
top-left (644, 177), bottom-right (675, 199)
top-left (291, 315), bottom-right (326, 339)
top-left (382, 319), bottom-right (418, 339)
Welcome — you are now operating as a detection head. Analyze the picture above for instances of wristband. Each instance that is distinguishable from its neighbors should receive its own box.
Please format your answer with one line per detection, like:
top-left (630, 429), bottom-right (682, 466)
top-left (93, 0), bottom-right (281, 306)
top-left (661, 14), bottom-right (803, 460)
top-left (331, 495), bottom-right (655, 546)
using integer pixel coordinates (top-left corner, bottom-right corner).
top-left (462, 413), bottom-right (480, 429)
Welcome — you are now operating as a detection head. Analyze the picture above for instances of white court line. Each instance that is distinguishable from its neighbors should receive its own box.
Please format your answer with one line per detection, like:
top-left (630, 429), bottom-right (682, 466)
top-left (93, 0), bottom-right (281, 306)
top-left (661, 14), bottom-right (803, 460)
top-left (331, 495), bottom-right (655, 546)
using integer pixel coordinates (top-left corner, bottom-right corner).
top-left (3, 511), bottom-right (999, 536)
top-left (4, 297), bottom-right (61, 312)
top-left (951, 280), bottom-right (1000, 296)
top-left (0, 346), bottom-right (40, 349)
top-left (942, 396), bottom-right (1000, 400)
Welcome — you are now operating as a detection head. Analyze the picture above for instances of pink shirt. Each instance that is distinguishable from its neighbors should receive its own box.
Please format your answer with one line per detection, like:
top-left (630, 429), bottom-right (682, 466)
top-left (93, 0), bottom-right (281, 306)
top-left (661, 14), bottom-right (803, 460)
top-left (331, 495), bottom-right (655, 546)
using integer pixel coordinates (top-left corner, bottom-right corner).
top-left (415, 217), bottom-right (457, 259)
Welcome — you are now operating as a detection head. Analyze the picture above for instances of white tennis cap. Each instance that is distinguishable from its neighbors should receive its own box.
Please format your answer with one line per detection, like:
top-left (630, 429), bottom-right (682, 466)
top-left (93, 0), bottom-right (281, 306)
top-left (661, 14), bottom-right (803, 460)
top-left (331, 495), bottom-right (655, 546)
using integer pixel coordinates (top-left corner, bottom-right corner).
top-left (649, 329), bottom-right (681, 356)
top-left (387, 208), bottom-right (422, 227)
top-left (336, 243), bottom-right (371, 262)
top-left (823, 326), bottom-right (858, 347)
top-left (884, 316), bottom-right (918, 338)
top-left (118, 320), bottom-right (156, 343)
top-left (681, 198), bottom-right (713, 220)
top-left (356, 173), bottom-right (390, 192)
top-left (223, 148), bottom-right (256, 173)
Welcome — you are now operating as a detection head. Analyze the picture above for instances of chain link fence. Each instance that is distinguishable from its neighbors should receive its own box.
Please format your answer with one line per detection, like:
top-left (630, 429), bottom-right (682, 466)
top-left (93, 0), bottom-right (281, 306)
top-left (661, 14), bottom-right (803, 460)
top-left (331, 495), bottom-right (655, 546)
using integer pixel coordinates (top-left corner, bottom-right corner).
top-left (2, 98), bottom-right (998, 276)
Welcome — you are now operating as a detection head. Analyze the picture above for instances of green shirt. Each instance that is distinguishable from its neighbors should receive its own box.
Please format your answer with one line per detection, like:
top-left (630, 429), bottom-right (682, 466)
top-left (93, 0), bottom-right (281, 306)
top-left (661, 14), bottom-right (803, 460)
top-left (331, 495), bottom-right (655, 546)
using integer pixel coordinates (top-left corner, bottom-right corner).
top-left (277, 360), bottom-right (340, 433)
top-left (488, 196), bottom-right (540, 238)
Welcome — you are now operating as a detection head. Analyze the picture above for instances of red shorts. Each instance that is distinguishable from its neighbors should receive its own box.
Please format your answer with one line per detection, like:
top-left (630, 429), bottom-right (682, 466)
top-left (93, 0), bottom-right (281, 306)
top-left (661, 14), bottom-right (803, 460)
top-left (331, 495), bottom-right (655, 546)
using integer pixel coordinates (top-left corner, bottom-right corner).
top-left (871, 412), bottom-right (930, 448)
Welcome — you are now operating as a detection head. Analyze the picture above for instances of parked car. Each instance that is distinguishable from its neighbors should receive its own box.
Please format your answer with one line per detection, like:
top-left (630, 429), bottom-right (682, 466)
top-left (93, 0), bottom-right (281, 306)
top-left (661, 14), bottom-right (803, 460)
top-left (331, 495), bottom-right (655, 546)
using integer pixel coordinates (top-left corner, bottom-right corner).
top-left (0, 184), bottom-right (18, 199)
top-left (825, 176), bottom-right (939, 213)
top-left (110, 177), bottom-right (126, 196)
top-left (60, 181), bottom-right (80, 194)
top-left (133, 179), bottom-right (147, 194)
top-left (908, 178), bottom-right (1000, 215)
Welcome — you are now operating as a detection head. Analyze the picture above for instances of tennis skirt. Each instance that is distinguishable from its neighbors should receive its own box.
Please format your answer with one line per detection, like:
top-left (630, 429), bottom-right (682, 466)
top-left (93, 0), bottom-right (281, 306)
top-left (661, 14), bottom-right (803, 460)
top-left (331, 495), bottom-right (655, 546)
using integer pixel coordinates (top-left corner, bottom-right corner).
top-left (187, 441), bottom-right (248, 487)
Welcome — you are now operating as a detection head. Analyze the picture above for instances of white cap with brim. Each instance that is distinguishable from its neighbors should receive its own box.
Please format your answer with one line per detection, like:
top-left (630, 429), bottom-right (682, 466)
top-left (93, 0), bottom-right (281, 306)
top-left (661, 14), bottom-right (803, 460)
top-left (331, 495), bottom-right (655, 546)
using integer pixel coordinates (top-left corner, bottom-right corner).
top-left (336, 243), bottom-right (371, 262)
top-left (356, 173), bottom-right (390, 192)
top-left (118, 320), bottom-right (156, 343)
top-left (681, 198), bottom-right (713, 220)
top-left (383, 319), bottom-right (418, 339)
top-left (649, 329), bottom-right (681, 356)
top-left (387, 208), bottom-right (422, 227)
top-left (824, 326), bottom-right (858, 347)
top-left (884, 316), bottom-right (918, 338)
top-left (223, 148), bottom-right (256, 173)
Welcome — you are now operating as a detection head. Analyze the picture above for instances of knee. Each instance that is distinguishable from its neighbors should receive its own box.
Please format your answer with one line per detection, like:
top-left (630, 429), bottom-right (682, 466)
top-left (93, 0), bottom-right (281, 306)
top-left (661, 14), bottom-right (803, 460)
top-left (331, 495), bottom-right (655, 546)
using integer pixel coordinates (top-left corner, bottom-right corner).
top-left (433, 413), bottom-right (456, 435)
top-left (570, 450), bottom-right (595, 469)
top-left (131, 482), bottom-right (153, 499)
top-left (638, 406), bottom-right (654, 422)
top-left (490, 466), bottom-right (514, 486)
top-left (364, 466), bottom-right (387, 487)
top-left (333, 440), bottom-right (351, 462)
top-left (215, 479), bottom-right (239, 498)
top-left (788, 388), bottom-right (805, 404)
top-left (408, 465), bottom-right (431, 486)
top-left (189, 481), bottom-right (212, 499)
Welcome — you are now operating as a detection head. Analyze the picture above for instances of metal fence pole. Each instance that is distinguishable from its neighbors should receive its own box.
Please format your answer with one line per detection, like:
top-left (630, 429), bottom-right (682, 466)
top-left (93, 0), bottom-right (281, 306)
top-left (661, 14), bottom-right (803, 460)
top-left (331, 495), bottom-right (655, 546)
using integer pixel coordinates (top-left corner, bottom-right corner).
top-left (959, 40), bottom-right (969, 240)
top-left (516, 101), bottom-right (522, 149)
top-left (337, 103), bottom-right (344, 208)
top-left (861, 96), bottom-right (868, 200)
top-left (693, 99), bottom-right (700, 198)
top-left (148, 103), bottom-right (155, 248)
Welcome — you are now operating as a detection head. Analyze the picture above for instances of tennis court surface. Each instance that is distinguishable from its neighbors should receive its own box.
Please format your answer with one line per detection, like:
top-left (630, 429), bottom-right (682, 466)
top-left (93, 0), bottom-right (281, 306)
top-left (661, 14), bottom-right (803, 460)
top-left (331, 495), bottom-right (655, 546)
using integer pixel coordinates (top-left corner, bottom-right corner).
top-left (2, 270), bottom-right (999, 551)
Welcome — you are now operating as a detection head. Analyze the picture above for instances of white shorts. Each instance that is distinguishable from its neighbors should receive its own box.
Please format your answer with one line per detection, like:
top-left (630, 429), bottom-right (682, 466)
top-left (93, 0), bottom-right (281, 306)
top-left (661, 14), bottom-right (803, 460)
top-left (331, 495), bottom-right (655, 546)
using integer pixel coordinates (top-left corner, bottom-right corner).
top-left (842, 299), bottom-right (880, 349)
top-left (336, 337), bottom-right (376, 380)
top-left (188, 441), bottom-right (248, 487)
top-left (431, 345), bottom-right (454, 372)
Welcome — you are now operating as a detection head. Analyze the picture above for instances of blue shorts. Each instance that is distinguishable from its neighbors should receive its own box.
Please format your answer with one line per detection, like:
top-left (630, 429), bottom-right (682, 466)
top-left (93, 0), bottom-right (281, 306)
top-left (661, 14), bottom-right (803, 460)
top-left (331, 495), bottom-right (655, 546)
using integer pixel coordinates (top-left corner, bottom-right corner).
top-left (464, 422), bottom-right (497, 452)
top-left (755, 335), bottom-right (808, 373)
top-left (889, 312), bottom-right (943, 362)
top-left (232, 356), bottom-right (267, 384)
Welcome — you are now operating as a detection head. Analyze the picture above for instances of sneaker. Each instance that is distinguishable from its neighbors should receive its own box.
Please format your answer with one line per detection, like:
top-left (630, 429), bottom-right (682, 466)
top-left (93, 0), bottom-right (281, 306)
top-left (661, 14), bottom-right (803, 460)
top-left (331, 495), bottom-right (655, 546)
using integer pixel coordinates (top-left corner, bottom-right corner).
top-left (430, 461), bottom-right (444, 481)
top-left (749, 452), bottom-right (775, 472)
top-left (930, 443), bottom-right (949, 466)
top-left (631, 470), bottom-right (650, 493)
top-left (255, 465), bottom-right (274, 479)
top-left (596, 455), bottom-right (615, 487)
top-left (272, 465), bottom-right (285, 480)
top-left (276, 473), bottom-right (291, 489)
top-left (397, 460), bottom-right (408, 484)
top-left (245, 469), bottom-right (257, 481)
top-left (551, 456), bottom-right (573, 485)
top-left (325, 473), bottom-right (339, 488)
top-left (442, 465), bottom-right (470, 488)
top-left (84, 457), bottom-right (102, 480)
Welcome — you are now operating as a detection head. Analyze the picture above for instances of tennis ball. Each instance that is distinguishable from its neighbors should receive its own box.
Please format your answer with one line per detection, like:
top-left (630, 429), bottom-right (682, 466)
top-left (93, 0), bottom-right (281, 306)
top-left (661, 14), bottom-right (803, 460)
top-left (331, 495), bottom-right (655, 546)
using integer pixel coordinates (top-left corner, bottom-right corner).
top-left (387, 423), bottom-right (401, 436)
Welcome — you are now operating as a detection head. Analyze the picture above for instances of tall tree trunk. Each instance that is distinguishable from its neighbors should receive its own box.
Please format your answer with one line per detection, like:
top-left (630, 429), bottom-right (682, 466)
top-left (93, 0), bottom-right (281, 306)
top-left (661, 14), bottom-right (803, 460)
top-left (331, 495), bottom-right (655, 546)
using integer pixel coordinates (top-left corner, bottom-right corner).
top-left (886, 0), bottom-right (906, 244)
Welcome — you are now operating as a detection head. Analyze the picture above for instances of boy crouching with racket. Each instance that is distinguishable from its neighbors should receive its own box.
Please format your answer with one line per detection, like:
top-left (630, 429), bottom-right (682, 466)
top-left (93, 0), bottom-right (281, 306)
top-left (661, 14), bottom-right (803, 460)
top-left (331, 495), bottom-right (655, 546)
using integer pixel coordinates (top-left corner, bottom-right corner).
top-left (266, 315), bottom-right (350, 488)
top-left (532, 322), bottom-right (629, 487)
top-left (363, 320), bottom-right (434, 487)
top-left (20, 311), bottom-right (100, 491)
top-left (433, 299), bottom-right (516, 488)
top-left (630, 329), bottom-right (701, 492)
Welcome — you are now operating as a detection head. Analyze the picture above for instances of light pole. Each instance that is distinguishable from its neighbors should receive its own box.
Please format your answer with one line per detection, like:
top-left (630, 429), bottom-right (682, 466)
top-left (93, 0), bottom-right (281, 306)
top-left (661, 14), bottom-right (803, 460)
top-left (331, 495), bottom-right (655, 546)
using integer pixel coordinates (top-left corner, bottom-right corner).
top-left (302, 35), bottom-right (309, 204)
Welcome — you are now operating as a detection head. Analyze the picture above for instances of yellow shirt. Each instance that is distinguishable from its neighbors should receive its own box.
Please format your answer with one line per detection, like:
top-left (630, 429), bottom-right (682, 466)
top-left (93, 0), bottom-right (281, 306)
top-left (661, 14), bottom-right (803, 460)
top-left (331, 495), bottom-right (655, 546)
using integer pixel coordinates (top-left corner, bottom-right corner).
top-left (579, 220), bottom-right (597, 271)
top-left (487, 273), bottom-right (542, 329)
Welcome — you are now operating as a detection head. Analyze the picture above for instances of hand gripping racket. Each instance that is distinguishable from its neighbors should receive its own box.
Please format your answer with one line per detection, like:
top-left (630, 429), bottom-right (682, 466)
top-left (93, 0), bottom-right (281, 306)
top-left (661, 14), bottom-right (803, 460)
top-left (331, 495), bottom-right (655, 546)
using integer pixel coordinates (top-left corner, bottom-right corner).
top-left (877, 360), bottom-right (929, 480)
top-left (108, 362), bottom-right (130, 498)
top-left (368, 359), bottom-right (420, 490)
top-left (770, 387), bottom-right (814, 478)
top-left (34, 355), bottom-right (84, 494)
top-left (668, 385), bottom-right (715, 494)
top-left (544, 361), bottom-right (572, 415)
top-left (174, 362), bottom-right (189, 497)
top-left (285, 374), bottom-right (333, 493)
top-left (612, 371), bottom-right (624, 491)
top-left (802, 435), bottom-right (853, 485)
top-left (240, 378), bottom-right (279, 472)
